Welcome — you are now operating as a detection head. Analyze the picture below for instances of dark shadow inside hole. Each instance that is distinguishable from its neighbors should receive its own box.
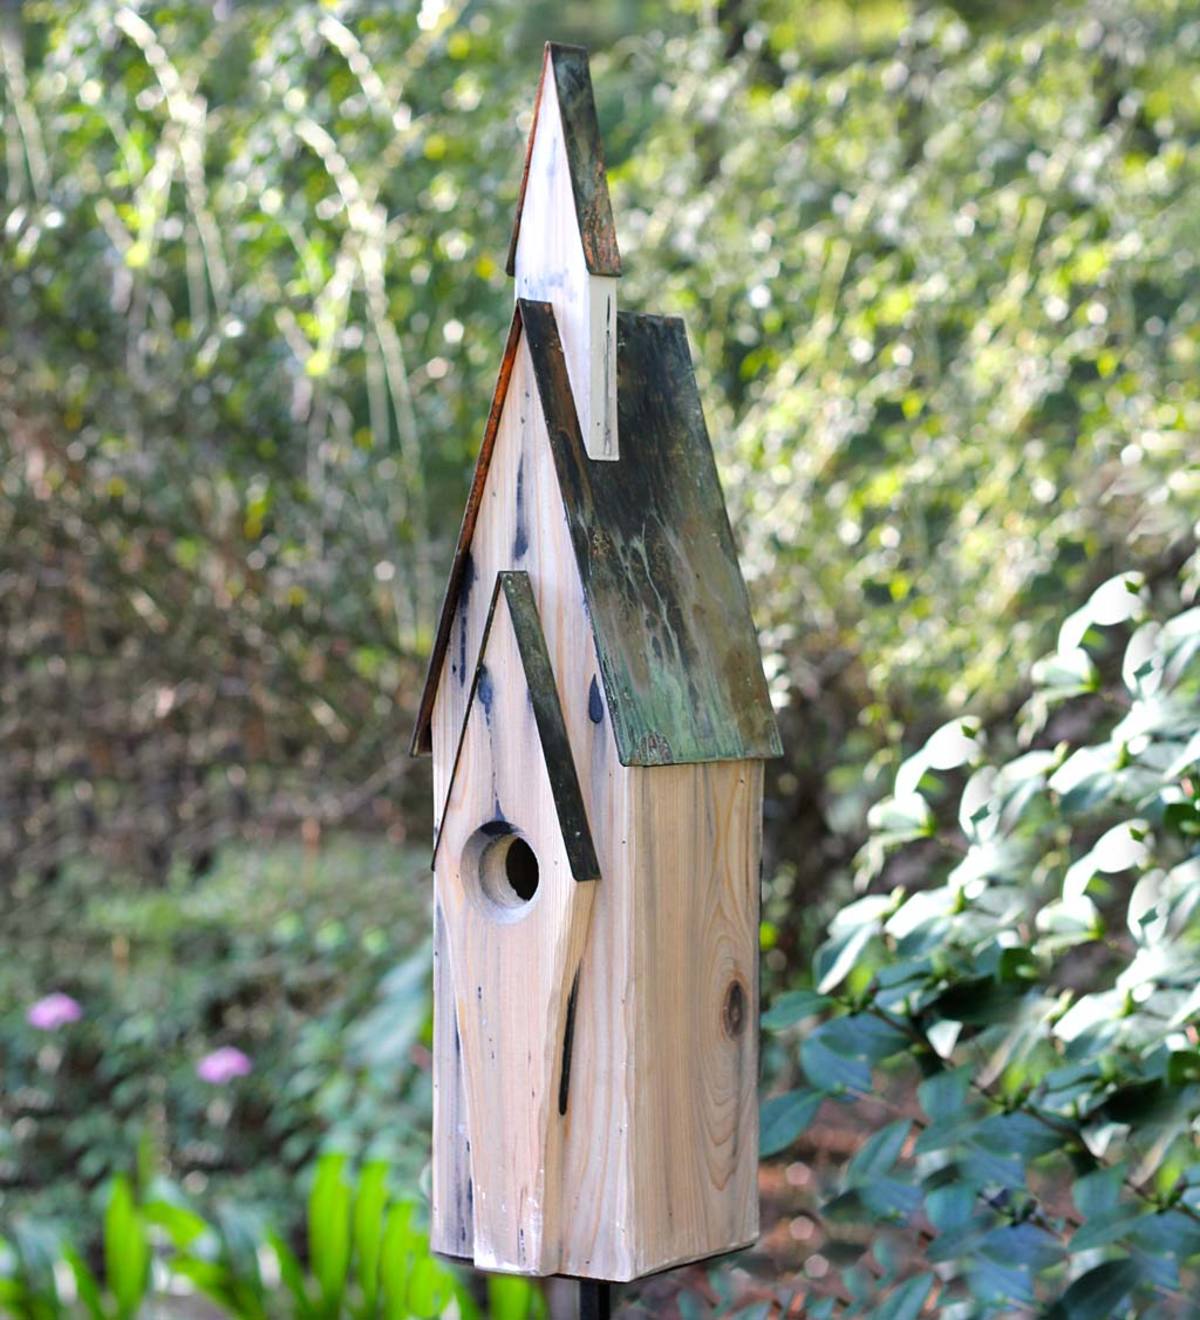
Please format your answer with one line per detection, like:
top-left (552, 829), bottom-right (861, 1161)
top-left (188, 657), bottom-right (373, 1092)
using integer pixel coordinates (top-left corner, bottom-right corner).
top-left (505, 837), bottom-right (540, 902)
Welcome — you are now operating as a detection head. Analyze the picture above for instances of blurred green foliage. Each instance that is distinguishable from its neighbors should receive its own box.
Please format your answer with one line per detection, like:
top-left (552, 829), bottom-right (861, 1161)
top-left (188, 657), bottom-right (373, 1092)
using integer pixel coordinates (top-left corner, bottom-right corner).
top-left (0, 1154), bottom-right (543, 1317)
top-left (765, 571), bottom-right (1200, 1311)
top-left (1, 841), bottom-right (432, 1229)
top-left (5, 0), bottom-right (1199, 893)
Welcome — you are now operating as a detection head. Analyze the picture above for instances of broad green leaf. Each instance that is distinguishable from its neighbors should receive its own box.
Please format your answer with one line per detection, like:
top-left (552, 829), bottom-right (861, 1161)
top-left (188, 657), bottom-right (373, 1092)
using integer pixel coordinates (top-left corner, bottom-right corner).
top-left (866, 793), bottom-right (934, 844)
top-left (924, 1183), bottom-right (974, 1232)
top-left (967, 1255), bottom-right (1035, 1306)
top-left (1050, 745), bottom-right (1120, 814)
top-left (62, 1248), bottom-right (105, 1320)
top-left (143, 1193), bottom-right (210, 1250)
top-left (487, 1274), bottom-right (538, 1320)
top-left (978, 1221), bottom-right (1063, 1273)
top-left (917, 1068), bottom-right (971, 1121)
top-left (1064, 821), bottom-right (1150, 900)
top-left (760, 1088), bottom-right (824, 1156)
top-left (814, 923), bottom-right (875, 994)
top-left (1047, 1259), bottom-right (1140, 1319)
top-left (847, 1120), bottom-right (910, 1182)
top-left (1059, 573), bottom-right (1146, 652)
top-left (761, 989), bottom-right (830, 1030)
top-left (801, 1035), bottom-right (871, 1094)
top-left (104, 1176), bottom-right (149, 1320)
top-left (379, 1201), bottom-right (416, 1320)
top-left (1072, 1164), bottom-right (1126, 1218)
top-left (171, 1258), bottom-right (240, 1316)
top-left (1032, 646), bottom-right (1098, 698)
top-left (406, 1253), bottom-right (455, 1318)
top-left (268, 1230), bottom-right (314, 1319)
top-left (1070, 1203), bottom-right (1149, 1251)
top-left (354, 1160), bottom-right (390, 1309)
top-left (308, 1153), bottom-right (352, 1314)
top-left (875, 1273), bottom-right (933, 1320)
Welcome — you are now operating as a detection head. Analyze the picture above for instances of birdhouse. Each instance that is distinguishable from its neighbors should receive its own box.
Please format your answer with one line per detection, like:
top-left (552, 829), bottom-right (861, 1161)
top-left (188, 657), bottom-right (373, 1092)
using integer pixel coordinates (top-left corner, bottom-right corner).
top-left (410, 43), bottom-right (782, 1283)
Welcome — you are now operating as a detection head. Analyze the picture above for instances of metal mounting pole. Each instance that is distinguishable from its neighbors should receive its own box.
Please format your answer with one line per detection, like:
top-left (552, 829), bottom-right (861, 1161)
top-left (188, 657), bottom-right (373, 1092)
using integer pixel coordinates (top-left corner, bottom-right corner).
top-left (579, 1280), bottom-right (612, 1320)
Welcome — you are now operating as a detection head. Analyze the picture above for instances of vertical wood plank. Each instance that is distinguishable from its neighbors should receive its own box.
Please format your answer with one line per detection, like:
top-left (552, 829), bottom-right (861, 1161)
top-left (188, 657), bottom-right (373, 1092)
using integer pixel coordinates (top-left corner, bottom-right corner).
top-left (430, 893), bottom-right (474, 1260)
top-left (628, 759), bottom-right (762, 1274)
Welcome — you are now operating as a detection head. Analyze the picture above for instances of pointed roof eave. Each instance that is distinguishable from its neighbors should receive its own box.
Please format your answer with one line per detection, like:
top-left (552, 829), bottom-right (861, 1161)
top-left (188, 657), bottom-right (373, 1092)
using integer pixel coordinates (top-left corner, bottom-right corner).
top-left (505, 42), bottom-right (621, 279)
top-left (430, 571), bottom-right (601, 884)
top-left (409, 304), bottom-right (525, 756)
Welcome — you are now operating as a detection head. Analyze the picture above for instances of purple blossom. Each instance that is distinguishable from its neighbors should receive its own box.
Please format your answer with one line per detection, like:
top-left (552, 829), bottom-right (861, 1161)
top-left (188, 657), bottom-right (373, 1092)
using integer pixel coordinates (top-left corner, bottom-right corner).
top-left (197, 1046), bottom-right (253, 1084)
top-left (27, 993), bottom-right (83, 1031)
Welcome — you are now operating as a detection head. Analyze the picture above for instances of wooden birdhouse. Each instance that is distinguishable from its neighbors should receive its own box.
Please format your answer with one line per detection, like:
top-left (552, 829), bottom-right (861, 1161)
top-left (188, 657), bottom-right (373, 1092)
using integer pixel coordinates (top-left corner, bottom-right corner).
top-left (410, 43), bottom-right (782, 1283)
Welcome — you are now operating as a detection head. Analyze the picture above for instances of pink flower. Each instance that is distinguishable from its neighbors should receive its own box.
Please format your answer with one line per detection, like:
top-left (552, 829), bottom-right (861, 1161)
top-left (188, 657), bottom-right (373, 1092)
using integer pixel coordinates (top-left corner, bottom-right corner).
top-left (27, 993), bottom-right (83, 1031)
top-left (197, 1047), bottom-right (253, 1084)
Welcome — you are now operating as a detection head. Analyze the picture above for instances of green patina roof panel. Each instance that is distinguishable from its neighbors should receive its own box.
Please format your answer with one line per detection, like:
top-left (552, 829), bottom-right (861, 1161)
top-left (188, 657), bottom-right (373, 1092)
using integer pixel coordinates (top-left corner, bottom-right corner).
top-left (520, 300), bottom-right (782, 766)
top-left (411, 301), bottom-right (781, 767)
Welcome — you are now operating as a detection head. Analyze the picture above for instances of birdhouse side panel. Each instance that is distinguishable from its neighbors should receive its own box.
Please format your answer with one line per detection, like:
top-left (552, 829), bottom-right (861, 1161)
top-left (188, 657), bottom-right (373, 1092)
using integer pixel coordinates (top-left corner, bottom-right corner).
top-left (428, 341), bottom-right (638, 1276)
top-left (627, 758), bottom-right (763, 1275)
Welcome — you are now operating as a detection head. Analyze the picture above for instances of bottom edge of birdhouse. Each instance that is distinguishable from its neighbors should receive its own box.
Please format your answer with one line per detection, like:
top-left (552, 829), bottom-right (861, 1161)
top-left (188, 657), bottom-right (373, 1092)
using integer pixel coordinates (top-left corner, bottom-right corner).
top-left (433, 1232), bottom-right (760, 1284)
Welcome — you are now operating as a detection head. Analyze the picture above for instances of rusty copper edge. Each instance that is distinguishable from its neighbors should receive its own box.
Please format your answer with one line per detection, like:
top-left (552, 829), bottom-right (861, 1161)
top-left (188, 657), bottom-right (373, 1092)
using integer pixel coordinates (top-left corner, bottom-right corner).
top-left (409, 306), bottom-right (525, 755)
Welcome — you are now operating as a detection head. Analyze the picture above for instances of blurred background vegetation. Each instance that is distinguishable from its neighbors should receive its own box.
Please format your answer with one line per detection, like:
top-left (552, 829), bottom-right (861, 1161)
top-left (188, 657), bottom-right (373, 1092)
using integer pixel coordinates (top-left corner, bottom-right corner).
top-left (3, 0), bottom-right (1199, 1313)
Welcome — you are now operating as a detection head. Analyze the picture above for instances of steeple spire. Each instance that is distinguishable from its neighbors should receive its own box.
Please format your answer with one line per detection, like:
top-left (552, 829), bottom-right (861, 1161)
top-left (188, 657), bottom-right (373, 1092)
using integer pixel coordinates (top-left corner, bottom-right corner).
top-left (508, 43), bottom-right (620, 461)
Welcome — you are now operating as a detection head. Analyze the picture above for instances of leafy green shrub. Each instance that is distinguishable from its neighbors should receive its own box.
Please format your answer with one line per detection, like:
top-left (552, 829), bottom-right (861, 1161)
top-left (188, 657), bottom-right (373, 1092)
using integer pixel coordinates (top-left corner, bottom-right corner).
top-left (0, 841), bottom-right (432, 1237)
top-left (0, 1155), bottom-right (544, 1318)
top-left (763, 572), bottom-right (1200, 1312)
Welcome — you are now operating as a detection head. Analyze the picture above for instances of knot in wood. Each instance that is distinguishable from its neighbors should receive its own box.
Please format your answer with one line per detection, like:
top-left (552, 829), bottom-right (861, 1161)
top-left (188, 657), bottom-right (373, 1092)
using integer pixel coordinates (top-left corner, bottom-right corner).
top-left (722, 978), bottom-right (747, 1038)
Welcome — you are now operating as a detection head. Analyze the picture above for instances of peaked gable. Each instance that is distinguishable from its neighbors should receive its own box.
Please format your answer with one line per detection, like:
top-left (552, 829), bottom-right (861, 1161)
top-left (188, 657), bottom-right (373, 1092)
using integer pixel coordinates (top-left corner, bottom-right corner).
top-left (432, 571), bottom-right (600, 884)
top-left (412, 302), bottom-right (781, 767)
top-left (505, 43), bottom-right (620, 278)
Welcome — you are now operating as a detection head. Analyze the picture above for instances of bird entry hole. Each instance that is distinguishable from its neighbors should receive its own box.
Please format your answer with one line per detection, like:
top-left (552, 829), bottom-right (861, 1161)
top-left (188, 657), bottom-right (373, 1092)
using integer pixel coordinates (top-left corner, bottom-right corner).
top-left (504, 837), bottom-right (540, 902)
top-left (470, 829), bottom-right (541, 918)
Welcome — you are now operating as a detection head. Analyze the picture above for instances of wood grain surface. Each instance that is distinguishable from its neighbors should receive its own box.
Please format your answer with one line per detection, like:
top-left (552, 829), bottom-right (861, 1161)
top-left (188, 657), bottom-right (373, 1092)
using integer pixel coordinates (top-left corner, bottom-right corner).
top-left (429, 336), bottom-right (762, 1278)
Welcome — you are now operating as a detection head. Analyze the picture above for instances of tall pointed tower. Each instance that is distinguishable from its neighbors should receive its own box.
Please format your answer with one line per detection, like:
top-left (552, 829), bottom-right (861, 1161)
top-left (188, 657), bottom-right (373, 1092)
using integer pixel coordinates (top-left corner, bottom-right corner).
top-left (411, 44), bottom-right (781, 1282)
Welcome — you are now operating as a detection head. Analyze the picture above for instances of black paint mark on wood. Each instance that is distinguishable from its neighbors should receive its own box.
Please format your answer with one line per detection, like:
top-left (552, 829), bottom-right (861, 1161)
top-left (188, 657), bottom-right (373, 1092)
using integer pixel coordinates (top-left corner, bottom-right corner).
top-left (477, 664), bottom-right (495, 720)
top-left (588, 676), bottom-right (604, 724)
top-left (513, 452), bottom-right (529, 559)
top-left (558, 966), bottom-right (581, 1116)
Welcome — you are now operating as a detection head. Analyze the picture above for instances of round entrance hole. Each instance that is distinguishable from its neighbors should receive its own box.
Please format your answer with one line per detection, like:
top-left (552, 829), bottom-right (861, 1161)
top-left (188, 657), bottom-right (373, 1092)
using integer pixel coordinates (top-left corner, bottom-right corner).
top-left (504, 837), bottom-right (540, 902)
top-left (467, 826), bottom-right (541, 918)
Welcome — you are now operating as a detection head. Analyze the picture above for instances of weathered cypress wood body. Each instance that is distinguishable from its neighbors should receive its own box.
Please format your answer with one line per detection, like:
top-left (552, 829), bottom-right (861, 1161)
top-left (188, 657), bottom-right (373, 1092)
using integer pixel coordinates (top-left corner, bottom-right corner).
top-left (413, 43), bottom-right (779, 1283)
